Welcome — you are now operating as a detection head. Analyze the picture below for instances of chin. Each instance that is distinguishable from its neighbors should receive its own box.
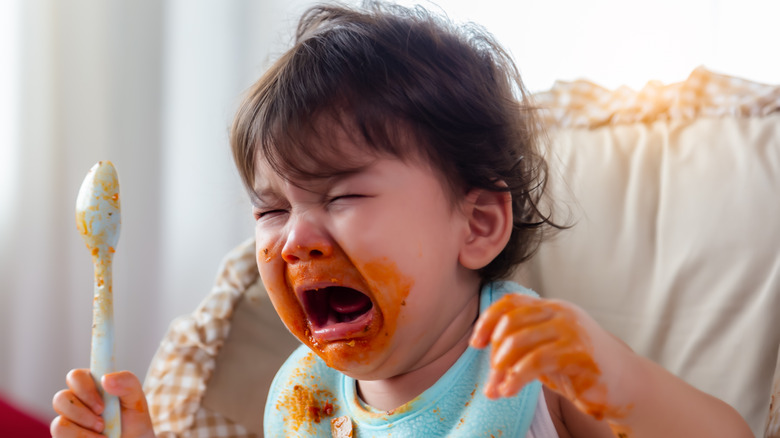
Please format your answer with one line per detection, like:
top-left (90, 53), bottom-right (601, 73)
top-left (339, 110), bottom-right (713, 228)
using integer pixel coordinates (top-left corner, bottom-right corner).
top-left (302, 313), bottom-right (394, 372)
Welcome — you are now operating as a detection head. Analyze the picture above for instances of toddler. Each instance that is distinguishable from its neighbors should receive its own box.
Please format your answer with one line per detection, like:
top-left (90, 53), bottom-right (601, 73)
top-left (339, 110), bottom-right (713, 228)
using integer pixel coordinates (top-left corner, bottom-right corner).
top-left (52, 2), bottom-right (753, 437)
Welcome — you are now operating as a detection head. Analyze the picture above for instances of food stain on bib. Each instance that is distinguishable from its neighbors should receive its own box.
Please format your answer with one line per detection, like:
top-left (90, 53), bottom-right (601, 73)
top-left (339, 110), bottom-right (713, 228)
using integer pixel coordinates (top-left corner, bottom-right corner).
top-left (277, 384), bottom-right (336, 432)
top-left (276, 353), bottom-right (338, 433)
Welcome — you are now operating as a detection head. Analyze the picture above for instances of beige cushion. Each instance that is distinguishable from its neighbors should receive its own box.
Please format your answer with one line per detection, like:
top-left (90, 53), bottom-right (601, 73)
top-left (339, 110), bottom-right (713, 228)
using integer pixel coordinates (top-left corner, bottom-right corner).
top-left (516, 114), bottom-right (780, 436)
top-left (202, 280), bottom-right (299, 435)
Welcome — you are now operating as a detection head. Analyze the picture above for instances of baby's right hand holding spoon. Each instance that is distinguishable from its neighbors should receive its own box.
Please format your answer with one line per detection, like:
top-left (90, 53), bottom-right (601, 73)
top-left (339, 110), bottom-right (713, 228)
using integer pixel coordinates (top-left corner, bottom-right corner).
top-left (51, 368), bottom-right (156, 438)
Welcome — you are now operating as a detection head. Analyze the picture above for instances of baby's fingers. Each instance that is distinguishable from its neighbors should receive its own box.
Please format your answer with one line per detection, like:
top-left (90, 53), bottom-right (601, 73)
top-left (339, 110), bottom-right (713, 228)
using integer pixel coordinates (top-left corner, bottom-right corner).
top-left (490, 321), bottom-right (561, 370)
top-left (65, 368), bottom-right (104, 414)
top-left (103, 371), bottom-right (148, 413)
top-left (51, 368), bottom-right (105, 434)
top-left (490, 305), bottom-right (555, 348)
top-left (103, 371), bottom-right (156, 437)
top-left (484, 368), bottom-right (507, 399)
top-left (52, 389), bottom-right (105, 433)
top-left (50, 416), bottom-right (107, 437)
top-left (470, 294), bottom-right (543, 348)
top-left (499, 345), bottom-right (598, 399)
top-left (484, 342), bottom-right (559, 399)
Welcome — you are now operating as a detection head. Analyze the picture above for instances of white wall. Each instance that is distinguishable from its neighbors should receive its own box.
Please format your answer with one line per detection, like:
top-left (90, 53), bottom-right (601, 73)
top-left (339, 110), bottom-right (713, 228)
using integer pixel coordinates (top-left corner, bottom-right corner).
top-left (411, 0), bottom-right (780, 92)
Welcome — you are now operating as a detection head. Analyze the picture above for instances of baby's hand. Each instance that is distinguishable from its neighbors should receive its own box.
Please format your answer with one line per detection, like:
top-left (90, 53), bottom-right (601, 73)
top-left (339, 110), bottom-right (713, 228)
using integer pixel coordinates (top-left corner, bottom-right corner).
top-left (51, 368), bottom-right (156, 438)
top-left (470, 293), bottom-right (637, 422)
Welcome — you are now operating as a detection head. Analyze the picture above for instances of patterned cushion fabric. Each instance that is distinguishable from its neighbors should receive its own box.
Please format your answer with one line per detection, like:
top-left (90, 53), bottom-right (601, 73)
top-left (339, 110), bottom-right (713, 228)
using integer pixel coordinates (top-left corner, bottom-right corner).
top-left (144, 238), bottom-right (299, 437)
top-left (534, 66), bottom-right (780, 128)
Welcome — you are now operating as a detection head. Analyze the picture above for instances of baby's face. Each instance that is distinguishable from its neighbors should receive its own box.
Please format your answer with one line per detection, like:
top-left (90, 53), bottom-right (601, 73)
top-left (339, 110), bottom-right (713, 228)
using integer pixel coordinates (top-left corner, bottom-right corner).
top-left (251, 130), bottom-right (481, 380)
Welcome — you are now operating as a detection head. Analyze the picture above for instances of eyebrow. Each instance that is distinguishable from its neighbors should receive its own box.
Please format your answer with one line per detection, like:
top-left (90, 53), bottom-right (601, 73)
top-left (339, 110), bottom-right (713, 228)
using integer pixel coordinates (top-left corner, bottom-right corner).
top-left (247, 187), bottom-right (280, 208)
top-left (248, 160), bottom-right (378, 207)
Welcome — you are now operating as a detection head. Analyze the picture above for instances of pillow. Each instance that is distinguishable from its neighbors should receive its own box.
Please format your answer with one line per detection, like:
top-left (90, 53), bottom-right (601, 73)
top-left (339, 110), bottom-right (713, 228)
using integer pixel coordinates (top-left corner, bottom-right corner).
top-left (516, 67), bottom-right (780, 436)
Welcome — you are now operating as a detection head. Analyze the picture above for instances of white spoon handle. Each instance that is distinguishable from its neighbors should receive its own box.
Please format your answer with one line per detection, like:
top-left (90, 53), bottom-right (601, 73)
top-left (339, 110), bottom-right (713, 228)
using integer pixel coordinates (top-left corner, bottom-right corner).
top-left (91, 257), bottom-right (120, 438)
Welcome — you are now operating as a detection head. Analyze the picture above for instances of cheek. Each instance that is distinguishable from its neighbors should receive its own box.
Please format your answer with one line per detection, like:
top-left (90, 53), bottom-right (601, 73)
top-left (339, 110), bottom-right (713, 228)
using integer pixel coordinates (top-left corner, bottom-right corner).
top-left (359, 259), bottom-right (413, 332)
top-left (255, 241), bottom-right (309, 342)
top-left (317, 259), bottom-right (414, 371)
top-left (345, 210), bottom-right (460, 320)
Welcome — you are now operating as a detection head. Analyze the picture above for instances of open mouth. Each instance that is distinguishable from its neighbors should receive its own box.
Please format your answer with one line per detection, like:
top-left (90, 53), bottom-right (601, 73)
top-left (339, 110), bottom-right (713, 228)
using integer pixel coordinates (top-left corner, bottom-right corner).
top-left (303, 286), bottom-right (374, 342)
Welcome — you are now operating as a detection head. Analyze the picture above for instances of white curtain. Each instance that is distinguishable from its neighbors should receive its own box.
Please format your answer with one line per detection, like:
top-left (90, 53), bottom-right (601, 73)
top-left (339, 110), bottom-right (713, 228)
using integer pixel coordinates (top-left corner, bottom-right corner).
top-left (0, 0), bottom-right (317, 419)
top-left (1, 0), bottom-right (777, 422)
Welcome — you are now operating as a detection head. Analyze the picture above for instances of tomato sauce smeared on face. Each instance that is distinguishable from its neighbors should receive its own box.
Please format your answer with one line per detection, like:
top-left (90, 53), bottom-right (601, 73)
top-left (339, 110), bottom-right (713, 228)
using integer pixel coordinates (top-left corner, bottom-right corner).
top-left (317, 259), bottom-right (412, 368)
top-left (258, 244), bottom-right (412, 370)
top-left (257, 245), bottom-right (308, 339)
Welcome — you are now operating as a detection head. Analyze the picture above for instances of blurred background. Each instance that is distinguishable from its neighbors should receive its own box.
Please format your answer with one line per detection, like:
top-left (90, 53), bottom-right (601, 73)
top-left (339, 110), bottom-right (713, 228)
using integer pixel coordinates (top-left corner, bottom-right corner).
top-left (0, 0), bottom-right (777, 426)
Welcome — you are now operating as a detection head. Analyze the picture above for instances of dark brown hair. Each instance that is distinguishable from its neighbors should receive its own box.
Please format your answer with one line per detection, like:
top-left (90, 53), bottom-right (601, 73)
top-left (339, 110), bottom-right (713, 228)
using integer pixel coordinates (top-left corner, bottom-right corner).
top-left (231, 1), bottom-right (561, 282)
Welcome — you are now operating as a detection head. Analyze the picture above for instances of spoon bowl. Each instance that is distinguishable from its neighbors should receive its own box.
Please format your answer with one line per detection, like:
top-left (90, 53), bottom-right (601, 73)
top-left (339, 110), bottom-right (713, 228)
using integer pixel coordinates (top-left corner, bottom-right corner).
top-left (76, 161), bottom-right (121, 253)
top-left (75, 160), bottom-right (122, 438)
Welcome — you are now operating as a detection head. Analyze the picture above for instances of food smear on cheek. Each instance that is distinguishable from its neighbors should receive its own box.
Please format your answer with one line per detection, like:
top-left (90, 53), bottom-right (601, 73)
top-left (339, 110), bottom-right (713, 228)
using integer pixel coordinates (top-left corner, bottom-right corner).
top-left (292, 256), bottom-right (370, 365)
top-left (257, 245), bottom-right (309, 340)
top-left (270, 253), bottom-right (412, 369)
top-left (354, 259), bottom-right (413, 361)
top-left (311, 258), bottom-right (413, 369)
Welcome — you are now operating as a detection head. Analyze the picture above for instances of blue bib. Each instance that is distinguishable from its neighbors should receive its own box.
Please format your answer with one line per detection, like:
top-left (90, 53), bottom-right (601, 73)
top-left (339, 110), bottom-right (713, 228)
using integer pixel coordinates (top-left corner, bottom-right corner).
top-left (264, 281), bottom-right (542, 437)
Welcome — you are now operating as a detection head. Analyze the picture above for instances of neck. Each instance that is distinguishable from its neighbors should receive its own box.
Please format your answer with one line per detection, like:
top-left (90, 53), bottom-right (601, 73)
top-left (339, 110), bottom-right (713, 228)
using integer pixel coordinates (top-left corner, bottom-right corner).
top-left (356, 293), bottom-right (479, 411)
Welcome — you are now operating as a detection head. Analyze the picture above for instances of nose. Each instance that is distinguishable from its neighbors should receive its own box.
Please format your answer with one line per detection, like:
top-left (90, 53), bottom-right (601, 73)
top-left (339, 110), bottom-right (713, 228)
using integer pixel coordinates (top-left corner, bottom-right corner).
top-left (281, 216), bottom-right (333, 263)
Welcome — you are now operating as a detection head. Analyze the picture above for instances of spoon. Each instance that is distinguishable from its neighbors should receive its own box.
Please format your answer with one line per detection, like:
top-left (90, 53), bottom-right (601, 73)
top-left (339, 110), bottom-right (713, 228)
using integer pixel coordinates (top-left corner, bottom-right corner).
top-left (75, 161), bottom-right (121, 438)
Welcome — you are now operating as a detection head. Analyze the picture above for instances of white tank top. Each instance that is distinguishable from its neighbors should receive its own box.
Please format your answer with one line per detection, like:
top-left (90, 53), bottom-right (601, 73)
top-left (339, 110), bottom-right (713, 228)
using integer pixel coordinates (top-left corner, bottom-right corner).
top-left (527, 388), bottom-right (559, 438)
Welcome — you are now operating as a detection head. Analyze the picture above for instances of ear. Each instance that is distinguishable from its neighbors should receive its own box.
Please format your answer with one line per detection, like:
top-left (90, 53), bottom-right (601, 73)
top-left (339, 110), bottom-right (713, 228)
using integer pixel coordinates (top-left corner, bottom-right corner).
top-left (458, 186), bottom-right (513, 270)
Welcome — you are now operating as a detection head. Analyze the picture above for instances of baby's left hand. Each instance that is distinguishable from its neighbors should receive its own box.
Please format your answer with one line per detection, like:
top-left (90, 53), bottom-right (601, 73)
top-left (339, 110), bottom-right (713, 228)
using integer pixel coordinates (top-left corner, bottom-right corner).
top-left (470, 293), bottom-right (637, 421)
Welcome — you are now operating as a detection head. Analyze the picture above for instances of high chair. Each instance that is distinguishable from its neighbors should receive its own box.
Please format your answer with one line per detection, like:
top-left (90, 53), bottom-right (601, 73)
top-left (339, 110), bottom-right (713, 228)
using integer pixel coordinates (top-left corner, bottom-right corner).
top-left (144, 68), bottom-right (780, 437)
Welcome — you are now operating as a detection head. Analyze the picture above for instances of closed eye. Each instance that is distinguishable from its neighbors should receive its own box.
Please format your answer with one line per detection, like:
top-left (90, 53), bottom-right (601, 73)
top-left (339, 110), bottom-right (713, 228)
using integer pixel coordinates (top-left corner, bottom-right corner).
top-left (329, 194), bottom-right (365, 202)
top-left (253, 208), bottom-right (289, 221)
top-left (326, 194), bottom-right (369, 208)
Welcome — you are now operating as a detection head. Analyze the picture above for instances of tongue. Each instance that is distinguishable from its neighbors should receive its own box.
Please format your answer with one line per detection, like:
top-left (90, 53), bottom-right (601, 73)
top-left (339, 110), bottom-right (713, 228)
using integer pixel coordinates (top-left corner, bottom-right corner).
top-left (329, 287), bottom-right (372, 314)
